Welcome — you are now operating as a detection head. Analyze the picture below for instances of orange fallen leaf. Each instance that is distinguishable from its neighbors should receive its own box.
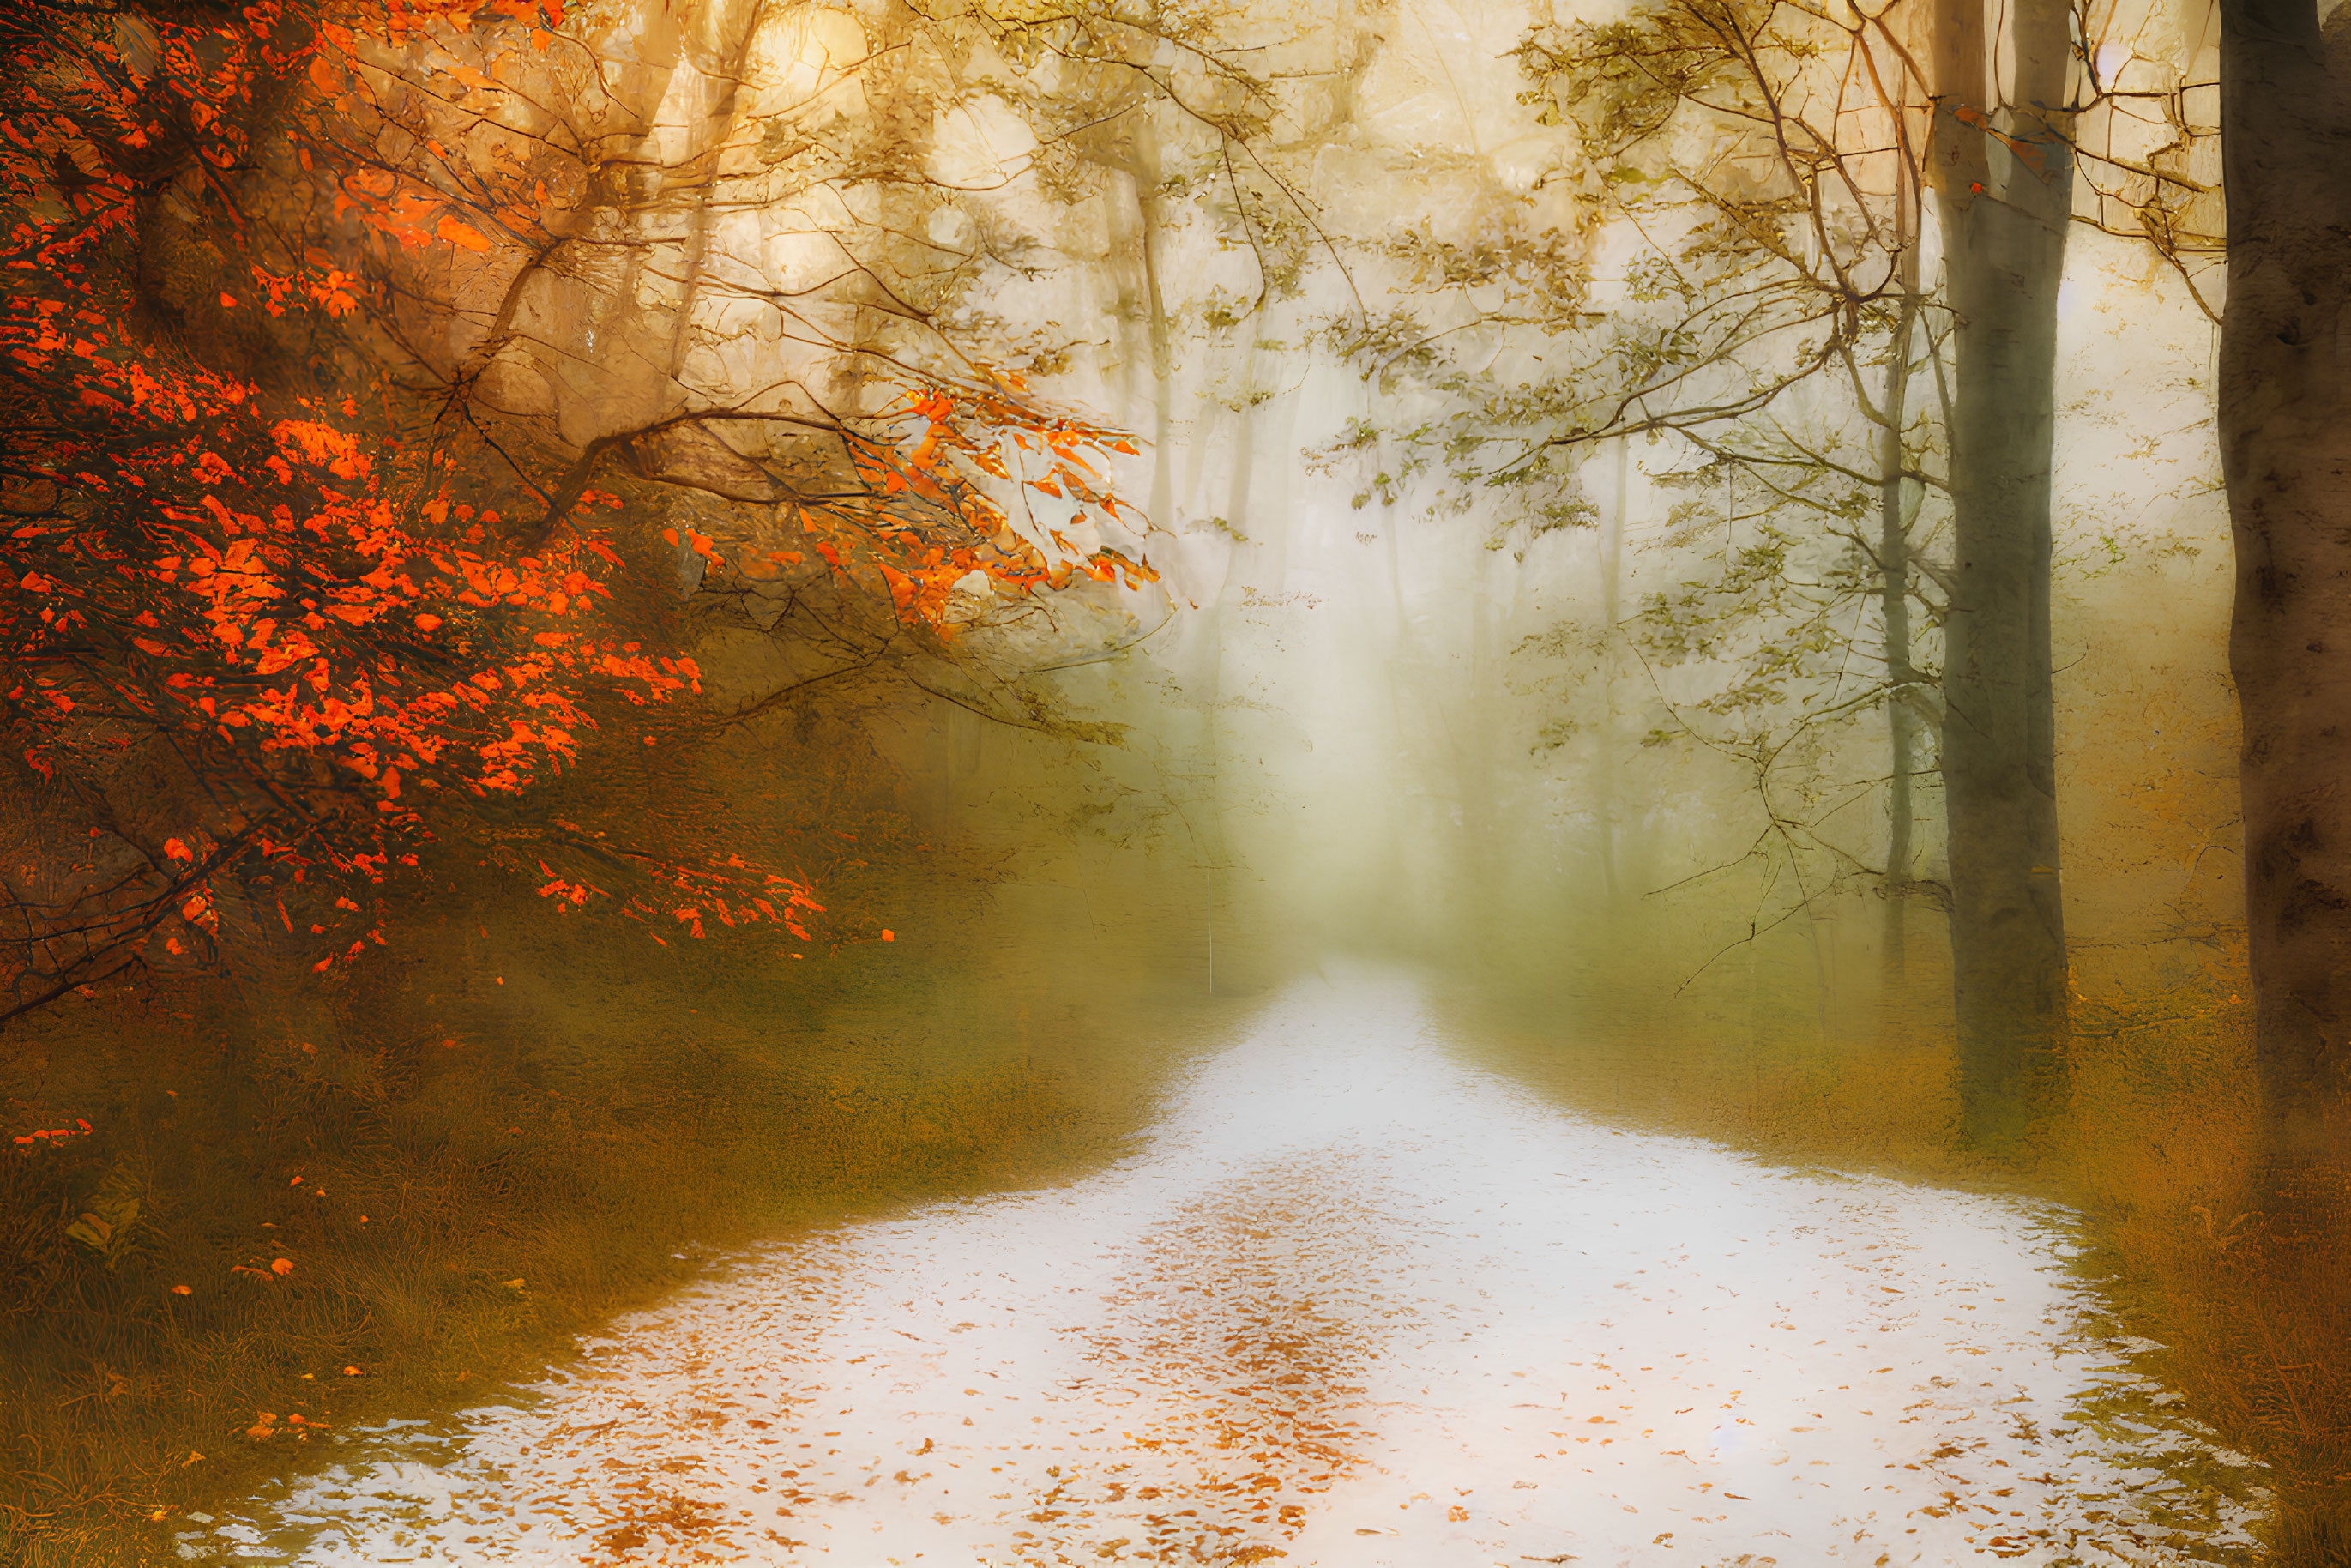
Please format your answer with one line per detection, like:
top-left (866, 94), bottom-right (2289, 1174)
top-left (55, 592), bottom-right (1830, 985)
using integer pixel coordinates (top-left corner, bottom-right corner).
top-left (436, 215), bottom-right (491, 252)
top-left (171, 1285), bottom-right (191, 1295)
top-left (269, 1257), bottom-right (292, 1276)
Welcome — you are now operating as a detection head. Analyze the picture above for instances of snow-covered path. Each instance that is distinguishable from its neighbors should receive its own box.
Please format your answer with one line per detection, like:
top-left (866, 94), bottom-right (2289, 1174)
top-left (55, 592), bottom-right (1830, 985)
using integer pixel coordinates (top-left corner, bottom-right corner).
top-left (188, 967), bottom-right (2261, 1566)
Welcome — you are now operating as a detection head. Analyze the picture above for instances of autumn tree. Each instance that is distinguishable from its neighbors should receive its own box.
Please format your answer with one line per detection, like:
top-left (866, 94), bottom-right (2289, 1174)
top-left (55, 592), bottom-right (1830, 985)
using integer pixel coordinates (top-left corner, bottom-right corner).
top-left (1346, 0), bottom-right (2210, 1149)
top-left (1368, 0), bottom-right (1956, 1035)
top-left (0, 0), bottom-right (1154, 1025)
top-left (1914, 0), bottom-right (2074, 1150)
top-left (2215, 0), bottom-right (2351, 1175)
top-left (1930, 0), bottom-right (2221, 1148)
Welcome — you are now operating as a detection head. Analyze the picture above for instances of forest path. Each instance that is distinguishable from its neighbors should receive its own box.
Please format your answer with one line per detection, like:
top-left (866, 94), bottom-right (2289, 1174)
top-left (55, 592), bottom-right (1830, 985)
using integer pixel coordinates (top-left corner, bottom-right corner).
top-left (192, 964), bottom-right (2260, 1566)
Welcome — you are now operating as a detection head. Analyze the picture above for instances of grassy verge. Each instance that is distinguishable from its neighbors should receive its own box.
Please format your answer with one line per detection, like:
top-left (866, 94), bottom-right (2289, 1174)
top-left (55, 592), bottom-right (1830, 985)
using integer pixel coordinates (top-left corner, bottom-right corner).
top-left (0, 871), bottom-right (1236, 1566)
top-left (1443, 943), bottom-right (2351, 1565)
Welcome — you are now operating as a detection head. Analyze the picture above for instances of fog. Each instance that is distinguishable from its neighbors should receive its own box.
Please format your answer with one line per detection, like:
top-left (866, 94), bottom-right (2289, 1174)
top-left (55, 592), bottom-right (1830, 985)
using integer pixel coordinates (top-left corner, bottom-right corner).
top-left (7, 0), bottom-right (2327, 1560)
top-left (879, 28), bottom-right (2237, 1038)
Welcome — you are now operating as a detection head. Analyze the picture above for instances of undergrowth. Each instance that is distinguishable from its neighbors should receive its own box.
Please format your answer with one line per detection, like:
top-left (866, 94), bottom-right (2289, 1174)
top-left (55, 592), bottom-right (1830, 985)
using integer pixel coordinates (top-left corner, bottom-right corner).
top-left (0, 866), bottom-right (1222, 1567)
top-left (1450, 925), bottom-right (2351, 1566)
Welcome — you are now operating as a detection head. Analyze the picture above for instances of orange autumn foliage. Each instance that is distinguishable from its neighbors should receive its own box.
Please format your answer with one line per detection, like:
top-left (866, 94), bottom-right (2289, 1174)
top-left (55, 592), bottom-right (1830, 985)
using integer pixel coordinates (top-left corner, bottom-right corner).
top-left (0, 0), bottom-right (1145, 1022)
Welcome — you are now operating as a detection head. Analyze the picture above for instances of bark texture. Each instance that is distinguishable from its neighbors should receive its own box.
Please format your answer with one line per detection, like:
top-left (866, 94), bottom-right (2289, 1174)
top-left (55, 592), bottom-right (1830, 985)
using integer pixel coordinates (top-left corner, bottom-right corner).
top-left (1931, 0), bottom-right (2074, 1149)
top-left (2218, 0), bottom-right (2351, 1169)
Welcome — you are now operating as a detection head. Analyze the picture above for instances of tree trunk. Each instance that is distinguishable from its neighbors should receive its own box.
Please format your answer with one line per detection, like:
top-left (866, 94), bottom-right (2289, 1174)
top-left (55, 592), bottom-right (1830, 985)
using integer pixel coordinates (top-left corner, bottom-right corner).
top-left (1596, 437), bottom-right (1628, 905)
top-left (1880, 285), bottom-right (1920, 983)
top-left (1930, 0), bottom-right (2073, 1150)
top-left (2217, 0), bottom-right (2351, 1173)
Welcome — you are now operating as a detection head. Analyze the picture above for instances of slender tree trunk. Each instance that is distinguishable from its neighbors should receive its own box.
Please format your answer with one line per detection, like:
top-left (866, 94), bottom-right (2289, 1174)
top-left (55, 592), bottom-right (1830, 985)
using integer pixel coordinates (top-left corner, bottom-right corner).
top-left (1123, 125), bottom-right (1228, 992)
top-left (1880, 286), bottom-right (1920, 984)
top-left (1125, 132), bottom-right (1177, 532)
top-left (2217, 0), bottom-right (2351, 1174)
top-left (1930, 0), bottom-right (2073, 1150)
top-left (1595, 437), bottom-right (1628, 904)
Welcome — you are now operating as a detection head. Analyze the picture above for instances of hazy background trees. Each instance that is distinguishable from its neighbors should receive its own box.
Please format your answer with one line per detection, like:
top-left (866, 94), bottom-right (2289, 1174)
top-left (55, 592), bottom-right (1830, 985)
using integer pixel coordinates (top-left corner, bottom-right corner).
top-left (15, 0), bottom-right (2351, 1555)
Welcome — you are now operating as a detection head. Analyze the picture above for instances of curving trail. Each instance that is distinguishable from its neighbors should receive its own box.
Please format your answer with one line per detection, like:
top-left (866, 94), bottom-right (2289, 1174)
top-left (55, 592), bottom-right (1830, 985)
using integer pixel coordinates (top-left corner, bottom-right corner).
top-left (189, 967), bottom-right (2261, 1566)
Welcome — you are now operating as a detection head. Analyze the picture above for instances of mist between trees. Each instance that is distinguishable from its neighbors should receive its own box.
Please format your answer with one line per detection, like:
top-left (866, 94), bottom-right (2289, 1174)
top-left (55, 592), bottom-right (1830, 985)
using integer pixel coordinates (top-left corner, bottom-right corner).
top-left (10, 0), bottom-right (2351, 1557)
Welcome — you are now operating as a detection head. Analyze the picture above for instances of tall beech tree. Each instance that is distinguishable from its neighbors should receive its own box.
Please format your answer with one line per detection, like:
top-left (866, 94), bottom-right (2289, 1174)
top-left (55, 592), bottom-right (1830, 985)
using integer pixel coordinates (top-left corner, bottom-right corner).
top-left (1929, 0), bottom-right (2076, 1149)
top-left (2217, 0), bottom-right (2351, 1172)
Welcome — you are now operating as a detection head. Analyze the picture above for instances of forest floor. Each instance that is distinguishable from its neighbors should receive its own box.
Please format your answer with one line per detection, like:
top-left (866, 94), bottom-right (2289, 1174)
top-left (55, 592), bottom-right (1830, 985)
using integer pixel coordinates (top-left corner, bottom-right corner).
top-left (164, 963), bottom-right (2261, 1566)
top-left (1452, 950), bottom-right (2351, 1566)
top-left (0, 883), bottom-right (1241, 1568)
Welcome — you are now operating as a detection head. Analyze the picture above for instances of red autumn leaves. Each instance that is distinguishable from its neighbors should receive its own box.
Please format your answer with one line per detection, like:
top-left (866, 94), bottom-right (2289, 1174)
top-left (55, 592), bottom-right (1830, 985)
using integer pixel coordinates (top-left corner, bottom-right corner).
top-left (0, 0), bottom-right (1149, 1016)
